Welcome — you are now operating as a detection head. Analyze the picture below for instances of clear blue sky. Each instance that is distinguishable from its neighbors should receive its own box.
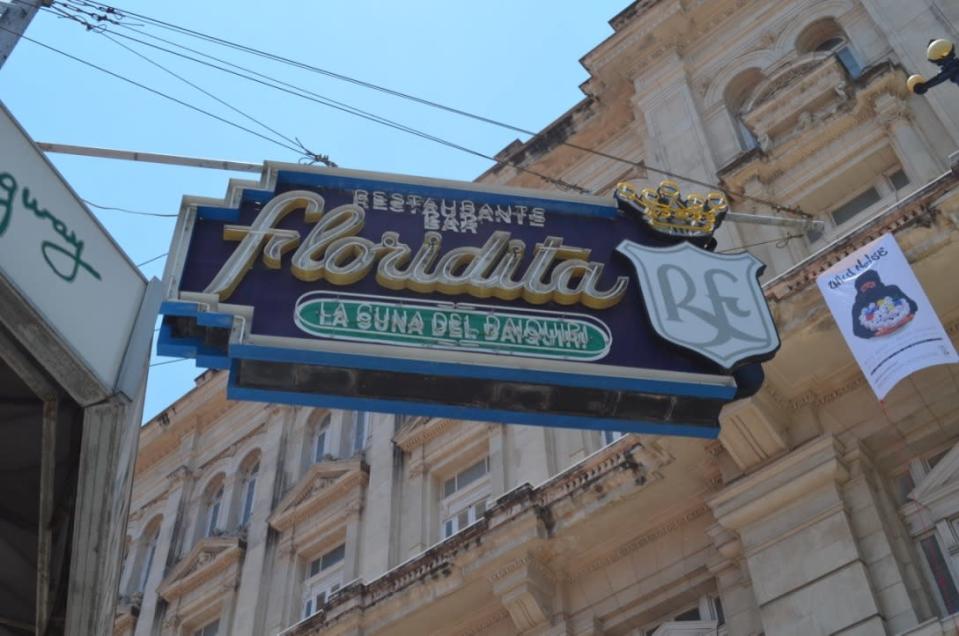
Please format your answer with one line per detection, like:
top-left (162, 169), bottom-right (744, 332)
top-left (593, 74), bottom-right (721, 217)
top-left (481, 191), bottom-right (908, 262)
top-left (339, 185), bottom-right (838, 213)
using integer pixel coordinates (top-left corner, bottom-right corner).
top-left (1, 0), bottom-right (627, 421)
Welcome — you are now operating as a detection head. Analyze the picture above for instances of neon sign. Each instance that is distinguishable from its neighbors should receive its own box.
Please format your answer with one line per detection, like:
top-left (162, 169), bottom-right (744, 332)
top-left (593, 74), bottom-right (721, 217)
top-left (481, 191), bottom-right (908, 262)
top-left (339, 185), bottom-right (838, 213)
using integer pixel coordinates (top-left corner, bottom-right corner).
top-left (158, 165), bottom-right (778, 438)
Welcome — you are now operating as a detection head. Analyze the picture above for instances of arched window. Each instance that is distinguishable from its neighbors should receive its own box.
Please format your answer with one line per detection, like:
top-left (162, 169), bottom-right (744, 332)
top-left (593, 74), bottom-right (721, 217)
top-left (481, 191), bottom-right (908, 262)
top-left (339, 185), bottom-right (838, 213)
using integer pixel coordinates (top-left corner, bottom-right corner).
top-left (132, 516), bottom-right (162, 594)
top-left (724, 69), bottom-right (764, 151)
top-left (795, 18), bottom-right (862, 78)
top-left (199, 476), bottom-right (225, 540)
top-left (239, 459), bottom-right (259, 526)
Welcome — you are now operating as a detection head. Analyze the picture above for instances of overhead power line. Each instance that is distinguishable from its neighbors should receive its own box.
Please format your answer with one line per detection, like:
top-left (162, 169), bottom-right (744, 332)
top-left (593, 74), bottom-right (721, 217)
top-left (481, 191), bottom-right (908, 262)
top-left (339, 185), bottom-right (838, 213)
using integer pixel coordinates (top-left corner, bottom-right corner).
top-left (0, 25), bottom-right (308, 158)
top-left (136, 251), bottom-right (167, 267)
top-left (54, 0), bottom-right (807, 215)
top-left (83, 199), bottom-right (177, 217)
top-left (43, 6), bottom-right (590, 194)
top-left (100, 31), bottom-right (303, 155)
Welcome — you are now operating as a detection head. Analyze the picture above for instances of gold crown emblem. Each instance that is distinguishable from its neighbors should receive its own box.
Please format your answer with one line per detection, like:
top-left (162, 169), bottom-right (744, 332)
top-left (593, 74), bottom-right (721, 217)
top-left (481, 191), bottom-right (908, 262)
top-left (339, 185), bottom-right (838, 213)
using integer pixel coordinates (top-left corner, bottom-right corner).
top-left (615, 179), bottom-right (728, 238)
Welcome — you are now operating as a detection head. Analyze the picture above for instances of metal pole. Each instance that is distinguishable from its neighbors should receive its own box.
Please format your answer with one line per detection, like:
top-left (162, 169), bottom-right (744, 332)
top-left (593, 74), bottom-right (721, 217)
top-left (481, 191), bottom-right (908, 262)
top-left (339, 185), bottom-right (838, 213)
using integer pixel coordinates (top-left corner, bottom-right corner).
top-left (0, 0), bottom-right (49, 70)
top-left (725, 211), bottom-right (824, 233)
top-left (37, 141), bottom-right (264, 173)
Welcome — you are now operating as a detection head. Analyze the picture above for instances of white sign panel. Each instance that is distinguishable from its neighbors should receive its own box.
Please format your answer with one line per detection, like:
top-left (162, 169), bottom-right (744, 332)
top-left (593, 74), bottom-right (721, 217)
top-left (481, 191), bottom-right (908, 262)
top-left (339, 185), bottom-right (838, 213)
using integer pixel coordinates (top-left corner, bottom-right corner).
top-left (0, 101), bottom-right (146, 391)
top-left (817, 233), bottom-right (958, 399)
top-left (617, 240), bottom-right (780, 370)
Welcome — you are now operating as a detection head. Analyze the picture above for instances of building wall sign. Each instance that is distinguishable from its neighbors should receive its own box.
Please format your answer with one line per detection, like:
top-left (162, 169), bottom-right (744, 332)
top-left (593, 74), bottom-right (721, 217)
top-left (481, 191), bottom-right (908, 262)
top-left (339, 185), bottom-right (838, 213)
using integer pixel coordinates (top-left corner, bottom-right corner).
top-left (817, 233), bottom-right (958, 399)
top-left (159, 165), bottom-right (777, 437)
top-left (0, 101), bottom-right (146, 392)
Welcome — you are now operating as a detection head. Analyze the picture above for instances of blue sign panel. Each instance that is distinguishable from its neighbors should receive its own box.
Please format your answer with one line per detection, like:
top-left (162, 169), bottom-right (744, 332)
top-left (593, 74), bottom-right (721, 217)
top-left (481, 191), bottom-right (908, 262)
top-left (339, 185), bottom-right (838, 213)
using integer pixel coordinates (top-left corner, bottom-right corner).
top-left (158, 164), bottom-right (768, 438)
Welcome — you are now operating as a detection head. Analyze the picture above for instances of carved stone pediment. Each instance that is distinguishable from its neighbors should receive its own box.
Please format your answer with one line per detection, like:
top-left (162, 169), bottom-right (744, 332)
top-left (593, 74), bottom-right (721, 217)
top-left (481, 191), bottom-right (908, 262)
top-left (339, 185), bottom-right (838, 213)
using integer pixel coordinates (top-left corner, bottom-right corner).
top-left (269, 457), bottom-right (368, 533)
top-left (157, 535), bottom-right (243, 602)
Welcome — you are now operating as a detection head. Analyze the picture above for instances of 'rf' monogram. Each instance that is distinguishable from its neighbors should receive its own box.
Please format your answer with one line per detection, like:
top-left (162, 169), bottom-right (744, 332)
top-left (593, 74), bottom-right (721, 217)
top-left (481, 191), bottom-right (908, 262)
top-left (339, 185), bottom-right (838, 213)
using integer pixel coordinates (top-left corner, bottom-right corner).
top-left (657, 265), bottom-right (765, 347)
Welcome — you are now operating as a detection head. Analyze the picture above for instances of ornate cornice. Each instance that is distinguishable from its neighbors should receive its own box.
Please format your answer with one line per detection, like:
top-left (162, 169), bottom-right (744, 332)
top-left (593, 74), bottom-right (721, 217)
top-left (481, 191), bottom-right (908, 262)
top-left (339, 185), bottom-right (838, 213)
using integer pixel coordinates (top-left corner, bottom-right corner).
top-left (196, 421), bottom-right (266, 473)
top-left (444, 608), bottom-right (511, 636)
top-left (393, 418), bottom-right (458, 452)
top-left (764, 175), bottom-right (955, 303)
top-left (563, 503), bottom-right (710, 581)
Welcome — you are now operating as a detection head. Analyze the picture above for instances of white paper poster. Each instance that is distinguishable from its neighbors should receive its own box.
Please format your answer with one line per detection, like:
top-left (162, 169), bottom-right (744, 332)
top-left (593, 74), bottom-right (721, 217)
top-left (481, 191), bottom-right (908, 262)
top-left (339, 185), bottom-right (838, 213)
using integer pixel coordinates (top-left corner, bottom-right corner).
top-left (817, 233), bottom-right (957, 399)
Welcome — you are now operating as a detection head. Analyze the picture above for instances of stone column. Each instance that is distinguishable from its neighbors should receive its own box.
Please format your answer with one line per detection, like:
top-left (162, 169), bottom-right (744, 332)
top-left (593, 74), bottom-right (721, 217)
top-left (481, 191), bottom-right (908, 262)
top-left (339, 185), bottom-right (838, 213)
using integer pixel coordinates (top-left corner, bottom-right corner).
top-left (633, 50), bottom-right (719, 188)
top-left (706, 524), bottom-right (763, 635)
top-left (874, 93), bottom-right (943, 185)
top-left (509, 425), bottom-right (552, 487)
top-left (134, 467), bottom-right (191, 636)
top-left (860, 0), bottom-right (959, 147)
top-left (358, 412), bottom-right (397, 580)
top-left (632, 49), bottom-right (747, 252)
top-left (841, 445), bottom-right (932, 633)
top-left (402, 447), bottom-right (429, 557)
top-left (229, 407), bottom-right (288, 636)
top-left (264, 531), bottom-right (300, 635)
top-left (709, 436), bottom-right (887, 635)
top-left (343, 504), bottom-right (362, 583)
top-left (488, 424), bottom-right (508, 497)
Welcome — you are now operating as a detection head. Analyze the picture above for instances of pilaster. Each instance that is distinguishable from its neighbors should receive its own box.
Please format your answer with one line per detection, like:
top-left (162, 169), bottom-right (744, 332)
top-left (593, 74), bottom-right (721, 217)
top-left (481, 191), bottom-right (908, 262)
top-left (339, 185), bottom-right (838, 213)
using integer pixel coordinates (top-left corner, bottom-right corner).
top-left (134, 469), bottom-right (191, 636)
top-left (358, 412), bottom-right (397, 580)
top-left (709, 436), bottom-right (886, 635)
top-left (873, 92), bottom-right (943, 184)
top-left (402, 447), bottom-right (429, 557)
top-left (229, 407), bottom-right (287, 636)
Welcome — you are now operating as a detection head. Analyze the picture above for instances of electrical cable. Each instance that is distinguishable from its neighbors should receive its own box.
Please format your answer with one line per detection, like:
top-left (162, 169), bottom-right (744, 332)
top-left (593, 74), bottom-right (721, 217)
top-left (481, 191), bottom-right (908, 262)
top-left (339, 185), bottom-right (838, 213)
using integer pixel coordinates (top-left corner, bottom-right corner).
top-left (136, 252), bottom-right (167, 267)
top-left (149, 358), bottom-right (189, 368)
top-left (83, 199), bottom-right (178, 217)
top-left (100, 31), bottom-right (304, 154)
top-left (717, 233), bottom-right (804, 253)
top-left (43, 10), bottom-right (589, 193)
top-left (0, 26), bottom-right (307, 158)
top-left (55, 0), bottom-right (807, 214)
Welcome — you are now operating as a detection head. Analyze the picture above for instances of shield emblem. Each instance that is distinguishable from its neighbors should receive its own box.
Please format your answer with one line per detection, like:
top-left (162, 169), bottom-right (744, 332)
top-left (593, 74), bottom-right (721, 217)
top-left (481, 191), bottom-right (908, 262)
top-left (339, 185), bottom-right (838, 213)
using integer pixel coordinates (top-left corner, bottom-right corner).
top-left (616, 240), bottom-right (780, 370)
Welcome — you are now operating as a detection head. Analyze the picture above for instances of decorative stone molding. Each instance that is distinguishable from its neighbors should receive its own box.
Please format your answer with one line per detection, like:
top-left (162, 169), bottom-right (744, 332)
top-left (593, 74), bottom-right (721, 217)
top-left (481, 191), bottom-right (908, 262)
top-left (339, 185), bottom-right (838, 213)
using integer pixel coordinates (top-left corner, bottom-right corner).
top-left (168, 464), bottom-right (193, 484)
top-left (873, 92), bottom-right (911, 127)
top-left (408, 458), bottom-right (429, 478)
top-left (269, 458), bottom-right (369, 533)
top-left (764, 170), bottom-right (957, 303)
top-left (196, 421), bottom-right (266, 472)
top-left (393, 417), bottom-right (458, 452)
top-left (722, 64), bottom-right (905, 188)
top-left (490, 554), bottom-right (556, 632)
top-left (445, 608), bottom-right (512, 636)
top-left (709, 435), bottom-right (848, 531)
top-left (564, 503), bottom-right (709, 581)
top-left (157, 535), bottom-right (244, 602)
top-left (718, 389), bottom-right (791, 470)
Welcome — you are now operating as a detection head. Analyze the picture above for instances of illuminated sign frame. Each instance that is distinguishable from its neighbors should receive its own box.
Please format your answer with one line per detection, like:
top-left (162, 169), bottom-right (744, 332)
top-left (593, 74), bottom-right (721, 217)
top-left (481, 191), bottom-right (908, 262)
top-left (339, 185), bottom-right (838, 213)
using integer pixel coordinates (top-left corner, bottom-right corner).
top-left (159, 164), bottom-right (756, 438)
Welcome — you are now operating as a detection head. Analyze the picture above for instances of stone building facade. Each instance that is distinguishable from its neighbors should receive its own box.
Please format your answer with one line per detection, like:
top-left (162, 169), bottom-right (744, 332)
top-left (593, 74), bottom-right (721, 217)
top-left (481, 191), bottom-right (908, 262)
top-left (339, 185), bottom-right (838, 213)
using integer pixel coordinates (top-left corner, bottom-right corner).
top-left (115, 1), bottom-right (959, 635)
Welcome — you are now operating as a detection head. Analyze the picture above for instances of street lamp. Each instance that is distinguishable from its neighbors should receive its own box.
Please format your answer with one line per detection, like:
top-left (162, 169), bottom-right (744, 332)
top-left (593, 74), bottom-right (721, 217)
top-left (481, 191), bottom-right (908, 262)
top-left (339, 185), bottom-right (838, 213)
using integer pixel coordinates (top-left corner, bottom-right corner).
top-left (907, 38), bottom-right (959, 94)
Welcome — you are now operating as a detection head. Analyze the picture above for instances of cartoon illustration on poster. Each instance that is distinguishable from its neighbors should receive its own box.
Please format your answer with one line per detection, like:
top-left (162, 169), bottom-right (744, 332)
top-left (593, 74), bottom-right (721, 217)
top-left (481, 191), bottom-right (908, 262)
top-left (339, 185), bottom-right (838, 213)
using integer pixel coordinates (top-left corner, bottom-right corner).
top-left (850, 270), bottom-right (918, 339)
top-left (817, 233), bottom-right (957, 399)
